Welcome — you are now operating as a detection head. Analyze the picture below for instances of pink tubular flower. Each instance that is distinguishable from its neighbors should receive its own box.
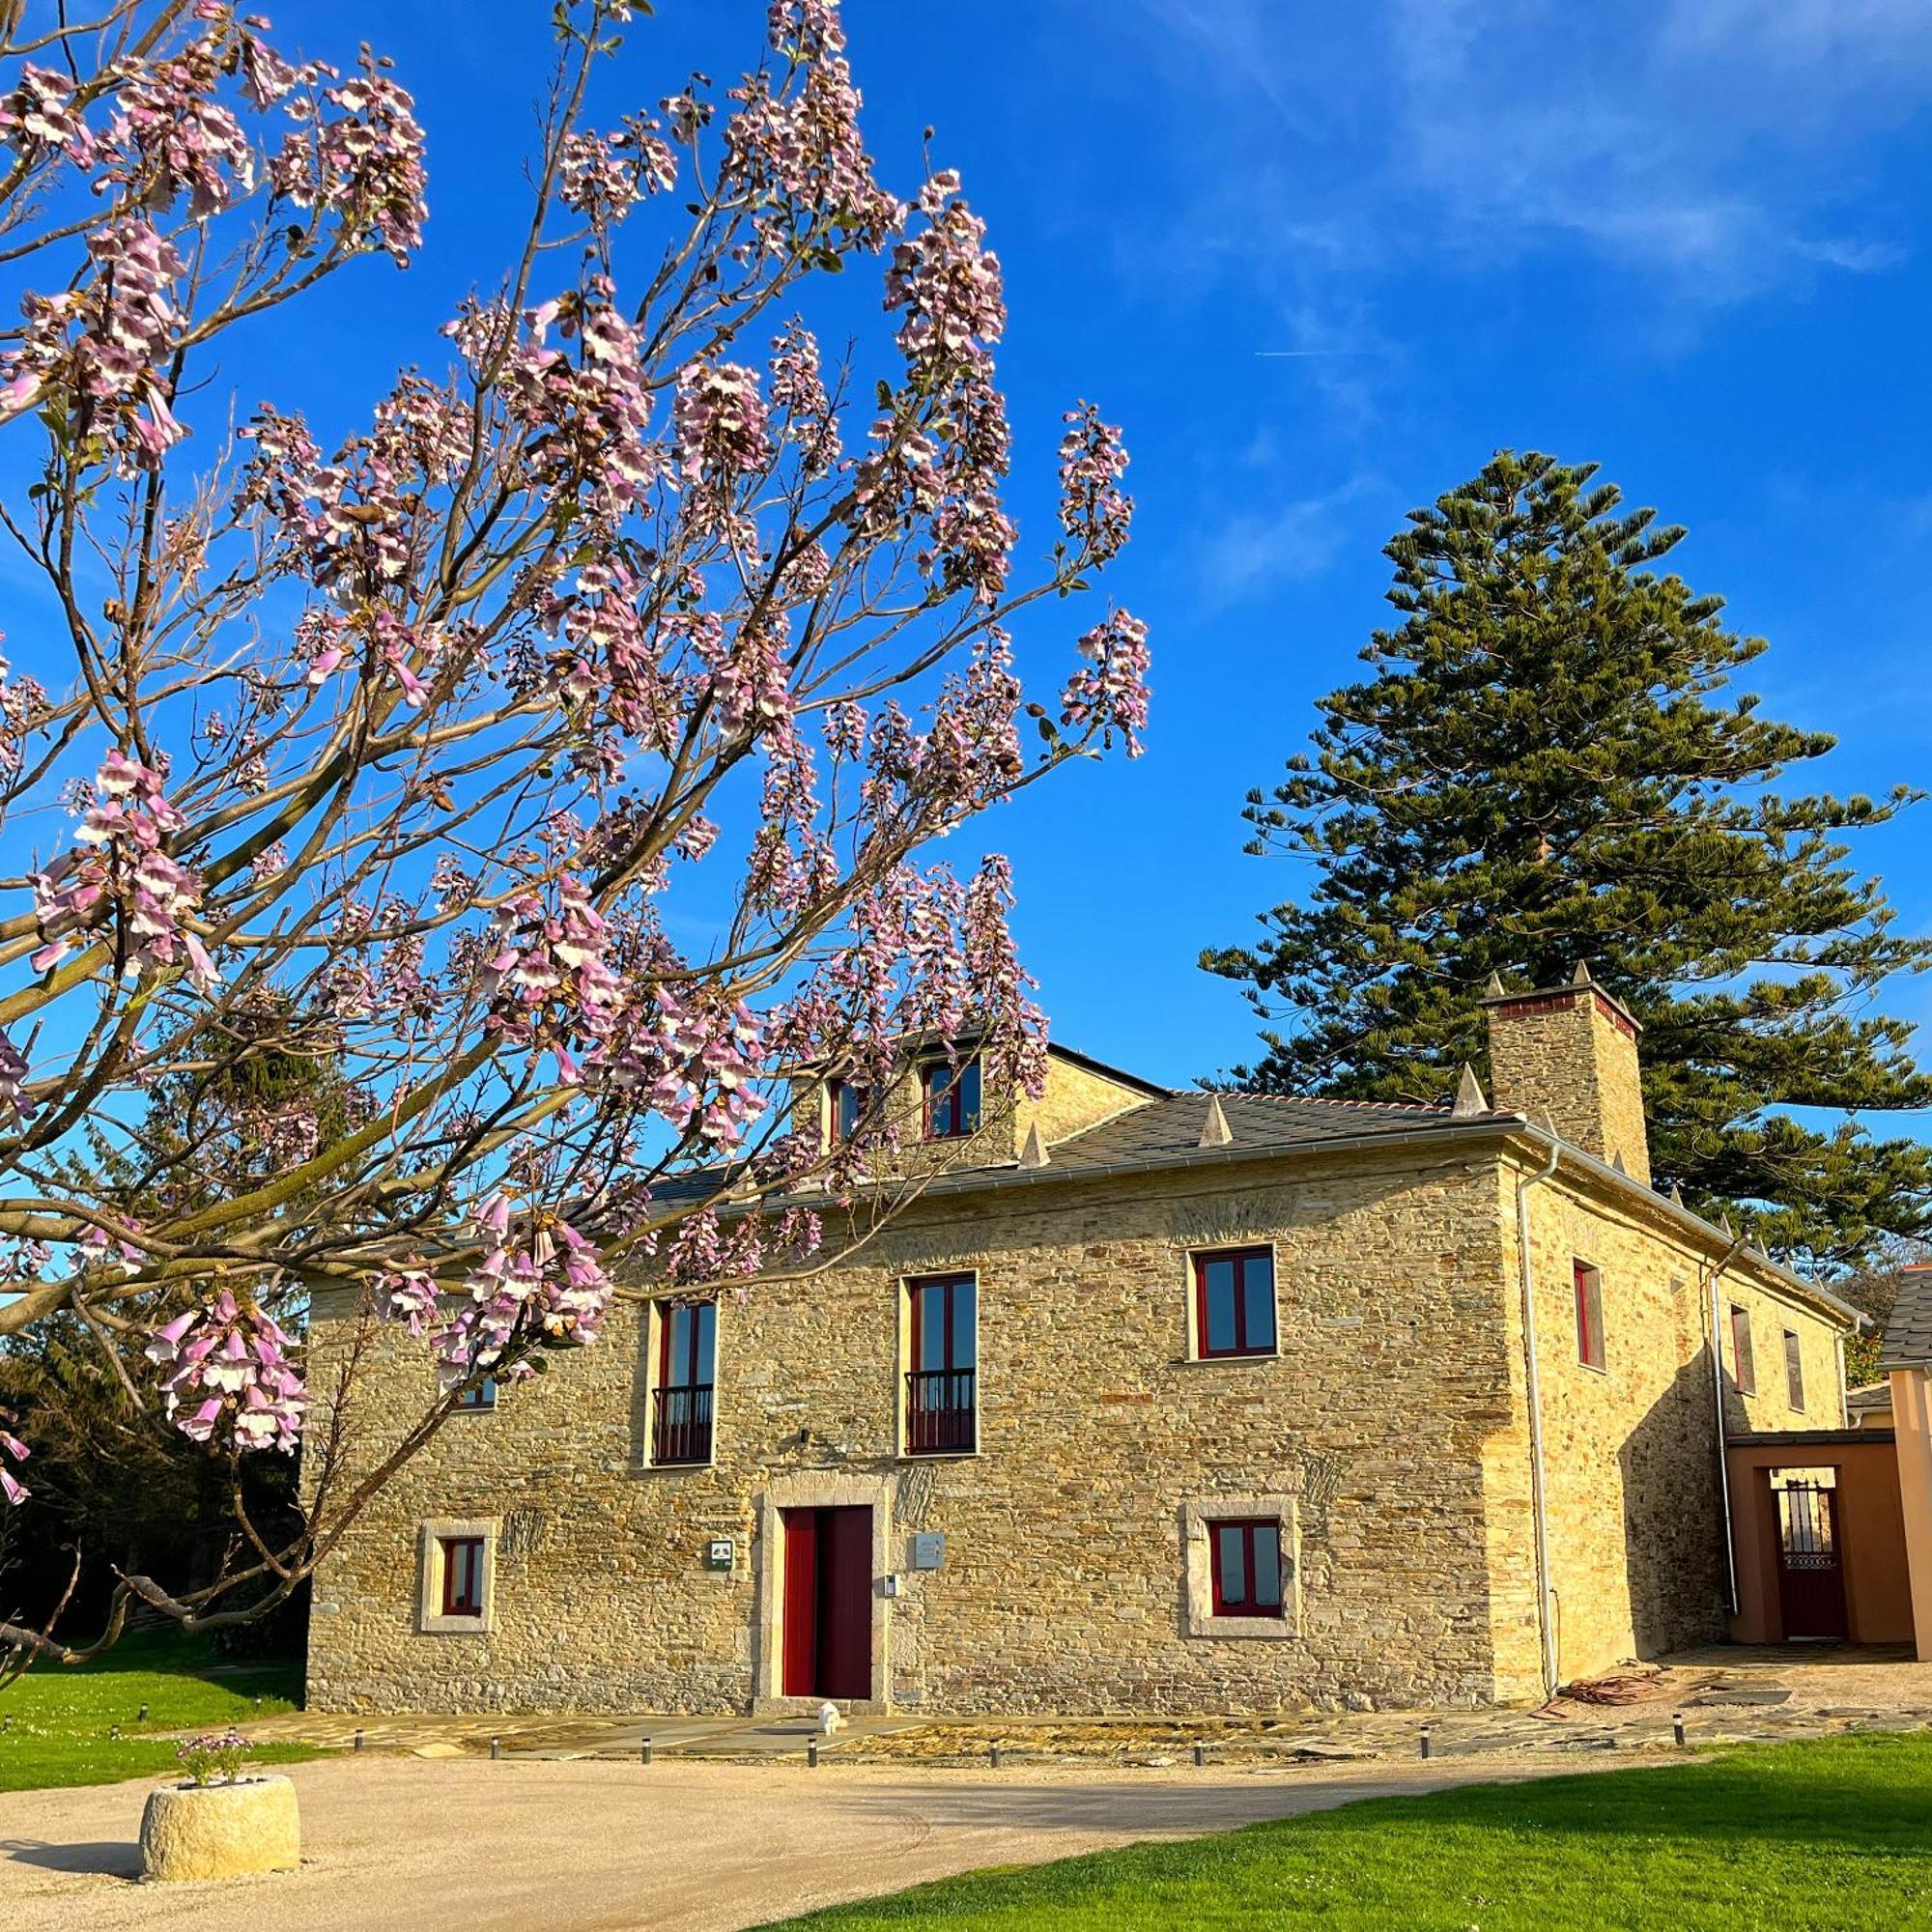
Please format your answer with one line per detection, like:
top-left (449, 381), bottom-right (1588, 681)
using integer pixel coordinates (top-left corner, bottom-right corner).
top-left (0, 64), bottom-right (95, 162)
top-left (0, 1030), bottom-right (34, 1125)
top-left (143, 1291), bottom-right (308, 1453)
top-left (268, 54), bottom-right (428, 266)
top-left (0, 1407), bottom-right (29, 1506)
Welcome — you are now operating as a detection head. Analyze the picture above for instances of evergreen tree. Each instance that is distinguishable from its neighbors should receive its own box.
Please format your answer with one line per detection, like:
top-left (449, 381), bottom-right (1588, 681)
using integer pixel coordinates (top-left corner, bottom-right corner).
top-left (1205, 451), bottom-right (1932, 1271)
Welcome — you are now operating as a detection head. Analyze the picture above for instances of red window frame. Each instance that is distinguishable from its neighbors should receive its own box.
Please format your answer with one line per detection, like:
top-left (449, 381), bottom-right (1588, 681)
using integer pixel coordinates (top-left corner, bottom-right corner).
top-left (1208, 1518), bottom-right (1284, 1618)
top-left (1574, 1261), bottom-right (1605, 1372)
top-left (1730, 1305), bottom-right (1756, 1396)
top-left (658, 1300), bottom-right (716, 1394)
top-left (1192, 1246), bottom-right (1276, 1359)
top-left (1783, 1329), bottom-right (1805, 1412)
top-left (922, 1058), bottom-right (981, 1141)
top-left (440, 1535), bottom-right (486, 1618)
top-left (908, 1272), bottom-right (976, 1377)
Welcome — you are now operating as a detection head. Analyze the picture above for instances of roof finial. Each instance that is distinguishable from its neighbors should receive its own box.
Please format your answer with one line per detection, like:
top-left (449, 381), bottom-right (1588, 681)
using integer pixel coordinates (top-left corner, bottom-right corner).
top-left (1571, 961), bottom-right (1593, 986)
top-left (1610, 1150), bottom-right (1627, 1174)
top-left (1199, 1094), bottom-right (1234, 1148)
top-left (1484, 970), bottom-right (1507, 999)
top-left (1452, 1065), bottom-right (1488, 1119)
top-left (1719, 1209), bottom-right (1735, 1238)
top-left (1668, 1181), bottom-right (1686, 1208)
top-left (1018, 1121), bottom-right (1050, 1168)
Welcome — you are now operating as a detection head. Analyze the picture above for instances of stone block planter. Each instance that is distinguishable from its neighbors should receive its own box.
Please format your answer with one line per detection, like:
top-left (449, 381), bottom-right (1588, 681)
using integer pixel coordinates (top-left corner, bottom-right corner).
top-left (139, 1774), bottom-right (300, 1882)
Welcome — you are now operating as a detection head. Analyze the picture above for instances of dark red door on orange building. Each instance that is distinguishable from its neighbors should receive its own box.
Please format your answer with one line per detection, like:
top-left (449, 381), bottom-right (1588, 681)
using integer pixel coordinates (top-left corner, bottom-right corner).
top-left (1776, 1481), bottom-right (1848, 1640)
top-left (781, 1505), bottom-right (872, 1699)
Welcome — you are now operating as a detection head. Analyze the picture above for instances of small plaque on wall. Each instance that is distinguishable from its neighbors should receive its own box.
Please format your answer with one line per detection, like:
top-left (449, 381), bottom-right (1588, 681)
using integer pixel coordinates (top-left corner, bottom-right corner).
top-left (911, 1532), bottom-right (946, 1571)
top-left (704, 1538), bottom-right (735, 1572)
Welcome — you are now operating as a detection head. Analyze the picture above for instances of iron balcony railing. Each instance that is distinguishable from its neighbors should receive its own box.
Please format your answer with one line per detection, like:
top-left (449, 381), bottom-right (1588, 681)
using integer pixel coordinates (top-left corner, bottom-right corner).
top-left (905, 1366), bottom-right (977, 1455)
top-left (652, 1382), bottom-right (714, 1465)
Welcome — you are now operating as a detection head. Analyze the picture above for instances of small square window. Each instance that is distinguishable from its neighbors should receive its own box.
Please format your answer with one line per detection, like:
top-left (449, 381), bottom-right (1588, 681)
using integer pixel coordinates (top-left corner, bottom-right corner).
top-left (922, 1057), bottom-right (981, 1140)
top-left (1193, 1246), bottom-right (1276, 1359)
top-left (440, 1536), bottom-right (486, 1618)
top-left (1730, 1305), bottom-right (1756, 1397)
top-left (1208, 1519), bottom-right (1283, 1618)
top-left (1783, 1329), bottom-right (1805, 1413)
top-left (1574, 1261), bottom-right (1605, 1372)
top-left (453, 1375), bottom-right (497, 1412)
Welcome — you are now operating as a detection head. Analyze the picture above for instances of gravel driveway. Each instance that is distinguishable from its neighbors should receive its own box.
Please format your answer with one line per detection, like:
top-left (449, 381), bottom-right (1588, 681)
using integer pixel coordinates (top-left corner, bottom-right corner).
top-left (0, 1752), bottom-right (1623, 1931)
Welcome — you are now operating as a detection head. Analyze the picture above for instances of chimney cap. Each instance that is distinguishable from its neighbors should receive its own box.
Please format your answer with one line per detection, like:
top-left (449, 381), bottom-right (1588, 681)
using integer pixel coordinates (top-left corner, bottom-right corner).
top-left (1479, 967), bottom-right (1641, 1035)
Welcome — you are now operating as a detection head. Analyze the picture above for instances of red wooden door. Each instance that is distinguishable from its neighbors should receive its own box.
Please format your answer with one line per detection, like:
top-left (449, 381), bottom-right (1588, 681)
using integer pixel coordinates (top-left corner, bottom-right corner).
top-left (781, 1508), bottom-right (819, 1697)
top-left (1776, 1482), bottom-right (1848, 1640)
top-left (780, 1505), bottom-right (872, 1699)
top-left (818, 1506), bottom-right (872, 1700)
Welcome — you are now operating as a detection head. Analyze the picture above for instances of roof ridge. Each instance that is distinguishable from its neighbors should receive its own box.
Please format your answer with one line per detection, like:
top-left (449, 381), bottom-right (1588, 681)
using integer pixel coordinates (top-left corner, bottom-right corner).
top-left (1207, 1090), bottom-right (1456, 1116)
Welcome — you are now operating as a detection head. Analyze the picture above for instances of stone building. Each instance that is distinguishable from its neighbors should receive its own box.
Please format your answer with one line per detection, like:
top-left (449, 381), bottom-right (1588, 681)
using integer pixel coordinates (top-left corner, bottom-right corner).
top-left (304, 971), bottom-right (1857, 1717)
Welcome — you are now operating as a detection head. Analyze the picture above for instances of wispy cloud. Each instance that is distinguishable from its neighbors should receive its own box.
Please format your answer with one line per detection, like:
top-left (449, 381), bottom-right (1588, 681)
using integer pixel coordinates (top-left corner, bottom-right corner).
top-left (1197, 473), bottom-right (1387, 607)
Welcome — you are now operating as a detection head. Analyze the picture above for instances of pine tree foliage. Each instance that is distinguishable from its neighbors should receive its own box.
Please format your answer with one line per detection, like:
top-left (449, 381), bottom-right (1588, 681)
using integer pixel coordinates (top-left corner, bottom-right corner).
top-left (1205, 451), bottom-right (1932, 1271)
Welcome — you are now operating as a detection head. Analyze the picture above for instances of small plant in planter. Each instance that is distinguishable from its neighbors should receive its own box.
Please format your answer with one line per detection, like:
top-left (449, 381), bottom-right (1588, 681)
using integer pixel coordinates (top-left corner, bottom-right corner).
top-left (175, 1728), bottom-right (257, 1787)
top-left (142, 1727), bottom-right (300, 1882)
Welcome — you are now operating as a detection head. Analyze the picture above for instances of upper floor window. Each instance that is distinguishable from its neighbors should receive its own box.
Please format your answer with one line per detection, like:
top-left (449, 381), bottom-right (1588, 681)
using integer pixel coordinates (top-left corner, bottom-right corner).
top-left (1783, 1329), bottom-right (1805, 1412)
top-left (905, 1271), bottom-right (977, 1455)
top-left (1208, 1518), bottom-right (1283, 1618)
top-left (1574, 1261), bottom-right (1605, 1372)
top-left (453, 1375), bottom-right (497, 1413)
top-left (922, 1056), bottom-right (981, 1140)
top-left (1729, 1305), bottom-right (1756, 1397)
top-left (1193, 1246), bottom-right (1276, 1359)
top-left (826, 1076), bottom-right (866, 1148)
top-left (653, 1300), bottom-right (716, 1466)
top-left (440, 1535), bottom-right (487, 1618)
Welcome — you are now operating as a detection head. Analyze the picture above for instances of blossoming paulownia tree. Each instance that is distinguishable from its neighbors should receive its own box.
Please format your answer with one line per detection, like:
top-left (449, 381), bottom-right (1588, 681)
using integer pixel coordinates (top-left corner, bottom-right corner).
top-left (0, 0), bottom-right (1148, 1671)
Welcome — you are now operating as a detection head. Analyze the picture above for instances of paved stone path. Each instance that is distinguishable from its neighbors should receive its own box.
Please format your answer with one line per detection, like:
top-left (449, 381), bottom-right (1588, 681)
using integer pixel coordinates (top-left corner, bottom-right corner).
top-left (0, 1750), bottom-right (1641, 1932)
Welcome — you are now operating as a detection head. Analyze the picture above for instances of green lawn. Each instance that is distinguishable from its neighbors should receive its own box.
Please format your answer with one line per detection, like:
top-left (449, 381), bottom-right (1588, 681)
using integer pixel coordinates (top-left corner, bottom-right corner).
top-left (0, 1624), bottom-right (321, 1792)
top-left (765, 1734), bottom-right (1932, 1932)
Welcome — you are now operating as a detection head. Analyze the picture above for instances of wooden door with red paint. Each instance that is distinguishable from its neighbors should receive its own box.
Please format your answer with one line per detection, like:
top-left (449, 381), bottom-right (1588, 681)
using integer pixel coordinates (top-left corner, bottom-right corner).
top-left (780, 1504), bottom-right (872, 1699)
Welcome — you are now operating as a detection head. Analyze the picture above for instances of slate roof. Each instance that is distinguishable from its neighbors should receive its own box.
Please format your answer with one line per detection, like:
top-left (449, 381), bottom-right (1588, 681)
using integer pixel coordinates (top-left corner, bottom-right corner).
top-left (1024, 1090), bottom-right (1505, 1178)
top-left (1879, 1266), bottom-right (1932, 1371)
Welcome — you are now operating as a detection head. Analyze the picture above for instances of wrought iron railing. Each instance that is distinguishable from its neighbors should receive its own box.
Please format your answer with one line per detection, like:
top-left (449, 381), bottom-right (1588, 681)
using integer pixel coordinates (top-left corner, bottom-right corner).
top-left (905, 1367), bottom-right (976, 1455)
top-left (652, 1382), bottom-right (714, 1465)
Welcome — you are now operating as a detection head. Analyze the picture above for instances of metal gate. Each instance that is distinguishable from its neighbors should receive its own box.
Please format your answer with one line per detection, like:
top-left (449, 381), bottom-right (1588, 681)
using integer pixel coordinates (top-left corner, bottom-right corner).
top-left (1776, 1480), bottom-right (1847, 1640)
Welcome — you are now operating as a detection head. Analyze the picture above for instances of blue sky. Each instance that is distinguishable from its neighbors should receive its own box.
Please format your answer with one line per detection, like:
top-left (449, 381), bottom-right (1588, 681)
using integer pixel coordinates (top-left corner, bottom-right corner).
top-left (202, 2), bottom-right (1932, 1091)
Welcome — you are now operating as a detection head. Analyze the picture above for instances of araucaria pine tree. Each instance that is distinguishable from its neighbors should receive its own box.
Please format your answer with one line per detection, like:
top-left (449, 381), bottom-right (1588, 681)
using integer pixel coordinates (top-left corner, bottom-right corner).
top-left (1205, 451), bottom-right (1932, 1272)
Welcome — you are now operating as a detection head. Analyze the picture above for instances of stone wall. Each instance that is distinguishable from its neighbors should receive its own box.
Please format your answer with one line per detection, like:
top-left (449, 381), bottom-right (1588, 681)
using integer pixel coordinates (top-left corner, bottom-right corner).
top-left (1487, 1154), bottom-right (1848, 1689)
top-left (307, 1144), bottom-right (1529, 1717)
top-left (304, 1128), bottom-right (1850, 1718)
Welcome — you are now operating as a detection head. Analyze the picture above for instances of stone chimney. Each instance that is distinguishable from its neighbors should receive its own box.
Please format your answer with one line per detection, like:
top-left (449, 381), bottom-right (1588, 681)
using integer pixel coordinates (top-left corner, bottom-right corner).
top-left (1481, 965), bottom-right (1650, 1185)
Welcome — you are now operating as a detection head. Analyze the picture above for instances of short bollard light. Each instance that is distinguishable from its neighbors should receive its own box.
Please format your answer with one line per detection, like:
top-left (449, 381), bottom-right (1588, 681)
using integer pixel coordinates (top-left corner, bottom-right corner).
top-left (354, 1728), bottom-right (364, 1753)
top-left (109, 1724), bottom-right (121, 1740)
top-left (808, 1739), bottom-right (819, 1768)
top-left (989, 1743), bottom-right (1003, 1770)
top-left (640, 1737), bottom-right (653, 1765)
top-left (490, 1737), bottom-right (501, 1761)
top-left (138, 1703), bottom-right (150, 1722)
top-left (1673, 1712), bottom-right (1687, 1747)
top-left (1419, 1724), bottom-right (1433, 1760)
top-left (1193, 1743), bottom-right (1207, 1768)
top-left (1, 1715), bottom-right (11, 1732)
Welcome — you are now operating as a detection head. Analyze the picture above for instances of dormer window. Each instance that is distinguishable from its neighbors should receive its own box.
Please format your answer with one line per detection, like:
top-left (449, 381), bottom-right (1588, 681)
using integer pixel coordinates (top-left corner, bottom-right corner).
top-left (922, 1056), bottom-right (981, 1141)
top-left (826, 1076), bottom-right (867, 1147)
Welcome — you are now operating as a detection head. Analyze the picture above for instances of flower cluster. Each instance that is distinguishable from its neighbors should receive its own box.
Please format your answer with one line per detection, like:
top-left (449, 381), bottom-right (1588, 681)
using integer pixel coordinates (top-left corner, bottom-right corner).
top-left (674, 359), bottom-right (774, 484)
top-left (0, 64), bottom-right (96, 163)
top-left (145, 1291), bottom-right (309, 1453)
top-left (886, 175), bottom-right (1005, 384)
top-left (270, 56), bottom-right (428, 266)
top-left (176, 1728), bottom-right (255, 1787)
top-left (103, 38), bottom-right (257, 218)
top-left (0, 644), bottom-right (50, 777)
top-left (417, 1194), bottom-right (613, 1389)
top-left (648, 989), bottom-right (769, 1149)
top-left (0, 1407), bottom-right (29, 1506)
top-left (0, 1030), bottom-right (33, 1127)
top-left (32, 749), bottom-right (219, 988)
top-left (1057, 402), bottom-right (1133, 565)
top-left (481, 875), bottom-right (622, 1070)
top-left (5, 218), bottom-right (186, 467)
top-left (1061, 610), bottom-right (1151, 757)
top-left (559, 114), bottom-right (676, 226)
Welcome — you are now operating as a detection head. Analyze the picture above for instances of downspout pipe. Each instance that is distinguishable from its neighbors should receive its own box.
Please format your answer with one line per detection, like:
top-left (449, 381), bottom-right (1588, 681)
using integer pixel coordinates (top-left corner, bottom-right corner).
top-left (1702, 1234), bottom-right (1748, 1617)
top-left (1516, 1127), bottom-right (1564, 1702)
